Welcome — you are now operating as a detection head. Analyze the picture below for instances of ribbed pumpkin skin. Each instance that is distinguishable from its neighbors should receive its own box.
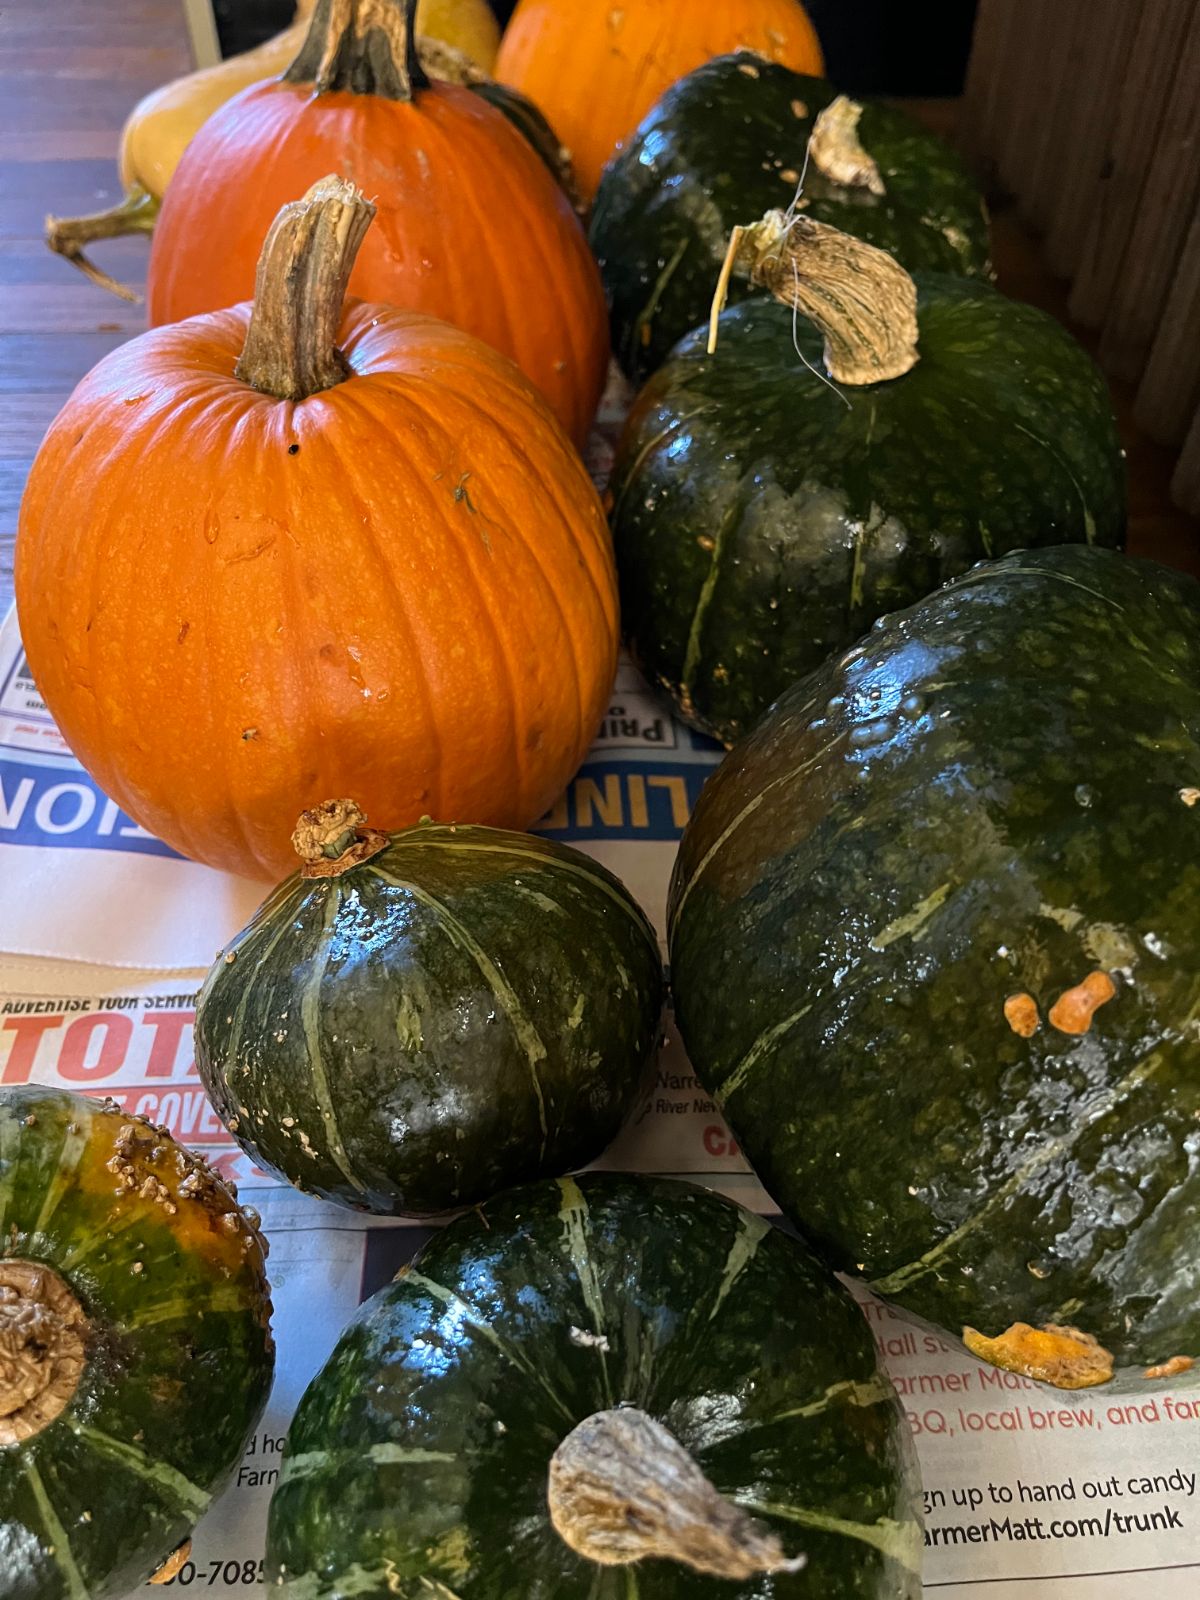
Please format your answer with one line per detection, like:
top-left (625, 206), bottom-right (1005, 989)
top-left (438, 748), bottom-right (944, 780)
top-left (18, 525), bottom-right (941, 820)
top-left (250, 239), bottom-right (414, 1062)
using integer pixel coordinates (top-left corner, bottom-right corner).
top-left (612, 284), bottom-right (1125, 747)
top-left (669, 549), bottom-right (1200, 1369)
top-left (15, 306), bottom-right (617, 881)
top-left (590, 57), bottom-right (991, 383)
top-left (195, 824), bottom-right (664, 1215)
top-left (0, 1087), bottom-right (274, 1600)
top-left (146, 81), bottom-right (608, 446)
top-left (267, 1175), bottom-right (922, 1598)
top-left (494, 0), bottom-right (825, 202)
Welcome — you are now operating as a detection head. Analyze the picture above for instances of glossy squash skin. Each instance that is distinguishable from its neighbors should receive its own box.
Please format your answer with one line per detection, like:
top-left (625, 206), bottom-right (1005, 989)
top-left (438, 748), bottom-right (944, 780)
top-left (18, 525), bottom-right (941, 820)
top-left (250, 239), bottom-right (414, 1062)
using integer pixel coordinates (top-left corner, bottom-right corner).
top-left (0, 1087), bottom-right (274, 1600)
top-left (668, 548), bottom-right (1200, 1371)
top-left (267, 1174), bottom-right (922, 1597)
top-left (612, 285), bottom-right (1125, 747)
top-left (590, 56), bottom-right (991, 383)
top-left (195, 823), bottom-right (665, 1215)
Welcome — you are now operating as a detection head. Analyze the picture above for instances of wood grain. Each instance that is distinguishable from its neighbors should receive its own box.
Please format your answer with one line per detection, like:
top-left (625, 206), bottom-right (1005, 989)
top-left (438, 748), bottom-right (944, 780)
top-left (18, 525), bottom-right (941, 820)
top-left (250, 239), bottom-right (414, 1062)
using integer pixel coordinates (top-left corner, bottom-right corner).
top-left (0, 7), bottom-right (1196, 620)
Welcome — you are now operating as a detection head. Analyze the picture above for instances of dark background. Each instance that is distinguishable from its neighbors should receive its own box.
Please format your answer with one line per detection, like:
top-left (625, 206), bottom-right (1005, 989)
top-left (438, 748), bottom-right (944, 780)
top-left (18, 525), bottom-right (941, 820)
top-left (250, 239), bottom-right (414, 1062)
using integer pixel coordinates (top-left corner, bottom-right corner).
top-left (217, 0), bottom-right (982, 96)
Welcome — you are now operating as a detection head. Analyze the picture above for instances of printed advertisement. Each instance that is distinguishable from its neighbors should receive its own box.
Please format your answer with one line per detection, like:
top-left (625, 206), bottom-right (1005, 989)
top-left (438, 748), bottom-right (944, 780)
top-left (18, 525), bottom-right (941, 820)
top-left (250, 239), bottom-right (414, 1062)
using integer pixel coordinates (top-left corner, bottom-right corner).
top-left (1, 601), bottom-right (1197, 1598)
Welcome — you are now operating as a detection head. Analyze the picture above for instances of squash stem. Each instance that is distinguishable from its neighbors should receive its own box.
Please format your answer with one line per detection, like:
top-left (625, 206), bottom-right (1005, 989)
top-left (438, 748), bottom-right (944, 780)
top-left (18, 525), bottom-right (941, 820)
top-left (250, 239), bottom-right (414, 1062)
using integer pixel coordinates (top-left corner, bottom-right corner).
top-left (0, 1260), bottom-right (87, 1446)
top-left (283, 0), bottom-right (429, 100)
top-left (548, 1407), bottom-right (806, 1580)
top-left (44, 184), bottom-right (159, 303)
top-left (235, 176), bottom-right (376, 402)
top-left (291, 799), bottom-right (390, 878)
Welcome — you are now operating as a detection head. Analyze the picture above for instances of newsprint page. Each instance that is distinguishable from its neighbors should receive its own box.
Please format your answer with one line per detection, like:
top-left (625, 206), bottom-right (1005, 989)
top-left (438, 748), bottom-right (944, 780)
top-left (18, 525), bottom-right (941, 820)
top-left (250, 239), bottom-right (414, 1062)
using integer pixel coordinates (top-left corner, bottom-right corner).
top-left (2, 599), bottom-right (1198, 1599)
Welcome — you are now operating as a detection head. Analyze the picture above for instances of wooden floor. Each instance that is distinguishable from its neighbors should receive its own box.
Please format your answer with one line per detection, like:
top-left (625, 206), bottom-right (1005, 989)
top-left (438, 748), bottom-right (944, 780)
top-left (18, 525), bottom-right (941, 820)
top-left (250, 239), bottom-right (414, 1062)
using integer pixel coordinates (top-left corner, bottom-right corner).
top-left (0, 0), bottom-right (1196, 616)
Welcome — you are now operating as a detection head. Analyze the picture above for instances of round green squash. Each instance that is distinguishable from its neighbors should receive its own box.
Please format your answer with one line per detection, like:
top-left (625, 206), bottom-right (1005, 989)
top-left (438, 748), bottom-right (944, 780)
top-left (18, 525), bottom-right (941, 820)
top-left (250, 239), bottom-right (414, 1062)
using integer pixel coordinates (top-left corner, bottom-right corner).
top-left (611, 221), bottom-right (1125, 747)
top-left (266, 1173), bottom-right (922, 1598)
top-left (590, 54), bottom-right (990, 383)
top-left (0, 1085), bottom-right (274, 1599)
top-left (195, 804), bottom-right (664, 1217)
top-left (668, 546), bottom-right (1200, 1385)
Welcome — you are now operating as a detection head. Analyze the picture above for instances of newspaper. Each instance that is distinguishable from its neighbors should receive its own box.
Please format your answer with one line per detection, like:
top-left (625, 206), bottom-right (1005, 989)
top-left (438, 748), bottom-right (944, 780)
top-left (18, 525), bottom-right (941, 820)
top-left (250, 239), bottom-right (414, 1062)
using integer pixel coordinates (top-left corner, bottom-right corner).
top-left (2, 602), bottom-right (1198, 1597)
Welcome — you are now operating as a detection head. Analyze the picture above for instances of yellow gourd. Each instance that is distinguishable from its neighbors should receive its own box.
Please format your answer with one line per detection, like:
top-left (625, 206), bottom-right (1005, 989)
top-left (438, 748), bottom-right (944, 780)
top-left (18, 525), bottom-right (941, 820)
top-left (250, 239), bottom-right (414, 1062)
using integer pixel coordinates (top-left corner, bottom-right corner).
top-left (45, 0), bottom-right (502, 298)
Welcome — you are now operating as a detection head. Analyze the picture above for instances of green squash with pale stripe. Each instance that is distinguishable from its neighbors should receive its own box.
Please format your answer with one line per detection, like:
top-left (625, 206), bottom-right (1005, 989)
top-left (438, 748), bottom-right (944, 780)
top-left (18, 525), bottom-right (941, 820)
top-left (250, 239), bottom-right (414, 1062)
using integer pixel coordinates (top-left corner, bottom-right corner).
top-left (267, 1174), bottom-right (922, 1598)
top-left (0, 1086), bottom-right (273, 1600)
top-left (195, 819), bottom-right (664, 1216)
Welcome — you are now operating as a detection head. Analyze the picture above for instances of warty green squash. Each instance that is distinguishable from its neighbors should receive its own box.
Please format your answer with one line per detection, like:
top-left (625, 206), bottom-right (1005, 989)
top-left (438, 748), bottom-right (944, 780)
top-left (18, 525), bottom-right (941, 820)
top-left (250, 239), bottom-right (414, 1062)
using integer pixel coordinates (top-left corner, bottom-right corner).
top-left (590, 54), bottom-right (990, 384)
top-left (266, 1173), bottom-right (922, 1597)
top-left (195, 803), bottom-right (664, 1216)
top-left (0, 1086), bottom-right (274, 1598)
top-left (611, 217), bottom-right (1125, 746)
top-left (668, 546), bottom-right (1200, 1387)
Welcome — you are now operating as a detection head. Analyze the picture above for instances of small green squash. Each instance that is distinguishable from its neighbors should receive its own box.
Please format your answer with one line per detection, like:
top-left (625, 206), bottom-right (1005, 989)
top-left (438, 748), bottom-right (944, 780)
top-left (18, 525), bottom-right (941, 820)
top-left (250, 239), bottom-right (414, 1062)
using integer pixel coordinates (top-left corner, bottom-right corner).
top-left (267, 1173), bottom-right (922, 1598)
top-left (0, 1086), bottom-right (274, 1599)
top-left (590, 54), bottom-right (990, 383)
top-left (612, 219), bottom-right (1125, 746)
top-left (669, 547), bottom-right (1200, 1385)
top-left (195, 803), bottom-right (664, 1217)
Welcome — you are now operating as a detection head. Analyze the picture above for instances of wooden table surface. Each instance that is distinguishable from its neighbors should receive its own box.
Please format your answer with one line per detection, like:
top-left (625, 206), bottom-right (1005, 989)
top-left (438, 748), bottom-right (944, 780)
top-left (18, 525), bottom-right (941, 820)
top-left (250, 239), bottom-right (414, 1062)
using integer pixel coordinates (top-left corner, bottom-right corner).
top-left (0, 1), bottom-right (1196, 618)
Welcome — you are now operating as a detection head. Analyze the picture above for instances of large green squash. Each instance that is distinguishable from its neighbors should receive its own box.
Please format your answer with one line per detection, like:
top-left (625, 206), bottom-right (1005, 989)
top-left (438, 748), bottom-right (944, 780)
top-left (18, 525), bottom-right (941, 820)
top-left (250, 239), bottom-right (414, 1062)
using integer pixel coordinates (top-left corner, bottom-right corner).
top-left (195, 804), bottom-right (664, 1217)
top-left (590, 54), bottom-right (990, 383)
top-left (668, 547), bottom-right (1200, 1384)
top-left (612, 220), bottom-right (1125, 746)
top-left (0, 1086), bottom-right (274, 1599)
top-left (267, 1173), bottom-right (922, 1598)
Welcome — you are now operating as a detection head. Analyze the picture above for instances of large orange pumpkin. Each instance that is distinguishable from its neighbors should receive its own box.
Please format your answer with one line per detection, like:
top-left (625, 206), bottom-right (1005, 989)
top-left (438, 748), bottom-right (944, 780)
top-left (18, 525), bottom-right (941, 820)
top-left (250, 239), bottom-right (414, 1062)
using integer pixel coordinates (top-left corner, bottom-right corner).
top-left (146, 0), bottom-right (608, 447)
top-left (16, 177), bottom-right (618, 882)
top-left (495, 0), bottom-right (825, 203)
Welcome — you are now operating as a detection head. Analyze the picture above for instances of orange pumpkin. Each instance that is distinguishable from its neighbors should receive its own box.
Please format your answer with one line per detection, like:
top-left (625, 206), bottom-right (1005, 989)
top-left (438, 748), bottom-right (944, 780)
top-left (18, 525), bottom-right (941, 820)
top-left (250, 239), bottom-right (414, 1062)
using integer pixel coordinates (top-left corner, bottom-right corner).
top-left (146, 0), bottom-right (608, 447)
top-left (495, 0), bottom-right (825, 202)
top-left (16, 177), bottom-right (618, 882)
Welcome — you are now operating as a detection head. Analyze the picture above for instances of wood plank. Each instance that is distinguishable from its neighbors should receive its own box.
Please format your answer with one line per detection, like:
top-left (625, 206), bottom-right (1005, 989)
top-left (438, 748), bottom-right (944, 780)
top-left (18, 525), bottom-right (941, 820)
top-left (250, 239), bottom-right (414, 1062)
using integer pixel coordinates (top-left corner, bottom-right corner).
top-left (1172, 409), bottom-right (1200, 520)
top-left (0, 331), bottom-right (132, 387)
top-left (1135, 198), bottom-right (1200, 447)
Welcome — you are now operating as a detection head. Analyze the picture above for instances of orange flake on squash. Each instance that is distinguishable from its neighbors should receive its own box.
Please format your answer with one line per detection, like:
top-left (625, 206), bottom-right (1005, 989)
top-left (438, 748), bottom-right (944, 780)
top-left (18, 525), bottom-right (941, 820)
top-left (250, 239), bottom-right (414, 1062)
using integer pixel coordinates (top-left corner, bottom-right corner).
top-left (1004, 993), bottom-right (1040, 1037)
top-left (1048, 971), bottom-right (1116, 1035)
top-left (1145, 1354), bottom-right (1194, 1381)
top-left (963, 1322), bottom-right (1114, 1390)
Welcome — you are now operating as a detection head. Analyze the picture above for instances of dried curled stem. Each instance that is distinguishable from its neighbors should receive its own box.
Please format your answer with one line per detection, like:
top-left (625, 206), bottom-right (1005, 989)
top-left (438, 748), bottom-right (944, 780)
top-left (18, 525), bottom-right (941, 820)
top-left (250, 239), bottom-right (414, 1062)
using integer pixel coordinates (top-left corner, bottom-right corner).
top-left (44, 184), bottom-right (159, 302)
top-left (809, 96), bottom-right (886, 196)
top-left (292, 799), bottom-right (390, 877)
top-left (708, 212), bottom-right (919, 386)
top-left (0, 1261), bottom-right (88, 1445)
top-left (548, 1407), bottom-right (805, 1580)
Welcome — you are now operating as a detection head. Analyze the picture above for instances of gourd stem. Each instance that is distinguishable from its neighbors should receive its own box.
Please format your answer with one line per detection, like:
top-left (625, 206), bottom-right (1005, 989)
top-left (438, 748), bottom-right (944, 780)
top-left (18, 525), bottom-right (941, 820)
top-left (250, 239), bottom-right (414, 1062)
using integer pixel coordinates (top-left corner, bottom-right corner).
top-left (708, 211), bottom-right (920, 385)
top-left (284, 0), bottom-right (429, 100)
top-left (291, 799), bottom-right (390, 878)
top-left (234, 175), bottom-right (376, 402)
top-left (547, 1407), bottom-right (806, 1580)
top-left (44, 184), bottom-right (159, 303)
top-left (0, 1261), bottom-right (87, 1446)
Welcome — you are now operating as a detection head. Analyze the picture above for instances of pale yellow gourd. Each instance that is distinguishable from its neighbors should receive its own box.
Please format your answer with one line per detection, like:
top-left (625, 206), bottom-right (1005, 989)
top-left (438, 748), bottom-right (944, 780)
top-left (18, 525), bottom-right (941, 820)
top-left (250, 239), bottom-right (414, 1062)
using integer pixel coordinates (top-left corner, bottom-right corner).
top-left (46, 0), bottom-right (502, 297)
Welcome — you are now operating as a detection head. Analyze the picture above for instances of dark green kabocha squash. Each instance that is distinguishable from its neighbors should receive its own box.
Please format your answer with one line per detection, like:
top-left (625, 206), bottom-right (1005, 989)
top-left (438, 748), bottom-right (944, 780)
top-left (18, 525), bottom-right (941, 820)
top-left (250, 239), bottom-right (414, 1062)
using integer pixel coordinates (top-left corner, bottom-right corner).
top-left (195, 802), bottom-right (664, 1216)
top-left (669, 547), bottom-right (1200, 1388)
top-left (267, 1174), bottom-right (922, 1598)
top-left (612, 217), bottom-right (1125, 746)
top-left (590, 54), bottom-right (990, 383)
top-left (0, 1086), bottom-right (274, 1600)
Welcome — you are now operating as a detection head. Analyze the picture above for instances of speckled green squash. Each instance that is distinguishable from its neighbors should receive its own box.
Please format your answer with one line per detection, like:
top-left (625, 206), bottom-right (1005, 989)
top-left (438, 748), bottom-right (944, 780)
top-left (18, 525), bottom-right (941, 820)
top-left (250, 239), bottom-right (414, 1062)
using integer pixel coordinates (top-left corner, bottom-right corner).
top-left (590, 55), bottom-right (990, 383)
top-left (0, 1086), bottom-right (274, 1600)
top-left (195, 821), bottom-right (664, 1216)
top-left (612, 285), bottom-right (1126, 746)
top-left (266, 1173), bottom-right (922, 1598)
top-left (668, 547), bottom-right (1200, 1372)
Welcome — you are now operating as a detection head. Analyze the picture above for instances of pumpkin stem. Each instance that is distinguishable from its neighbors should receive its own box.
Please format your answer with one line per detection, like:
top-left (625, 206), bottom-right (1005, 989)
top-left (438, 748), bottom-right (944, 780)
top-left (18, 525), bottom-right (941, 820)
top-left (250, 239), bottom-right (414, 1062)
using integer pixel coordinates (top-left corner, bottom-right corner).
top-left (44, 183), bottom-right (159, 303)
top-left (547, 1407), bottom-right (806, 1580)
top-left (708, 212), bottom-right (919, 385)
top-left (809, 96), bottom-right (886, 195)
top-left (234, 175), bottom-right (376, 402)
top-left (283, 0), bottom-right (429, 100)
top-left (292, 798), bottom-right (390, 878)
top-left (0, 1261), bottom-right (87, 1446)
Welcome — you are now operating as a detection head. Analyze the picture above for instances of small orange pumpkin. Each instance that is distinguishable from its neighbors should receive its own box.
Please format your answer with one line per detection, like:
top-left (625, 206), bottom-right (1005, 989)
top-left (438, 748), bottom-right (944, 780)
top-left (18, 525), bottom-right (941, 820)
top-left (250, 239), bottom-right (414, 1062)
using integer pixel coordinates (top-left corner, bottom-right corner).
top-left (495, 0), bottom-right (825, 203)
top-left (147, 0), bottom-right (608, 447)
top-left (16, 177), bottom-right (618, 882)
